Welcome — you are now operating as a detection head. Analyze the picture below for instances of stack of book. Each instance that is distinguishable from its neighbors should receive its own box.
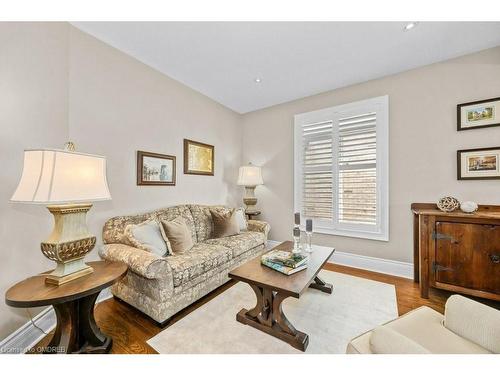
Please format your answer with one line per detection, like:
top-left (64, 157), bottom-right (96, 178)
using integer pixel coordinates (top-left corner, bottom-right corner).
top-left (261, 250), bottom-right (308, 275)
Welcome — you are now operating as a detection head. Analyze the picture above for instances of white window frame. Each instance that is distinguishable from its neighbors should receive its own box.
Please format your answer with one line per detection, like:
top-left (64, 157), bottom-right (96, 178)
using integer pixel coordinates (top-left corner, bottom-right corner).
top-left (294, 95), bottom-right (389, 241)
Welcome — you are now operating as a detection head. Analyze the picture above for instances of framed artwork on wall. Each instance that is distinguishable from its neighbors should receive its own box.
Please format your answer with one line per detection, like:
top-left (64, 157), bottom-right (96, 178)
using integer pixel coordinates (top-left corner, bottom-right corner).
top-left (457, 147), bottom-right (500, 180)
top-left (137, 151), bottom-right (176, 185)
top-left (457, 97), bottom-right (500, 131)
top-left (183, 139), bottom-right (214, 176)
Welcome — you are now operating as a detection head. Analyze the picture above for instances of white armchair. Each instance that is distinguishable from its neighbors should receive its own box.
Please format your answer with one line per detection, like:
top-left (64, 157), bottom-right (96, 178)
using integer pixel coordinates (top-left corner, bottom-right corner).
top-left (347, 294), bottom-right (500, 354)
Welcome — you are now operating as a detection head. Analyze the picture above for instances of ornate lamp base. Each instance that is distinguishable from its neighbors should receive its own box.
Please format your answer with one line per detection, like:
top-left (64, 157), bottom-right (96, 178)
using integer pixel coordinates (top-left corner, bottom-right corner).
top-left (243, 186), bottom-right (259, 214)
top-left (41, 203), bottom-right (96, 285)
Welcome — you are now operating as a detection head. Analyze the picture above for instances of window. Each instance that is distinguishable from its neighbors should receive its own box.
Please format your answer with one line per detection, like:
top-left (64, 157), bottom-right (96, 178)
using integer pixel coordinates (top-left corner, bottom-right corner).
top-left (294, 96), bottom-right (389, 241)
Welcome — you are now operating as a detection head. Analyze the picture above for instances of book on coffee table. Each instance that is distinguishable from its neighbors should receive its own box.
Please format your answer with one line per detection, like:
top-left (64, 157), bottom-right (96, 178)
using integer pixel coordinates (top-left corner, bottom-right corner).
top-left (261, 250), bottom-right (308, 268)
top-left (261, 258), bottom-right (308, 275)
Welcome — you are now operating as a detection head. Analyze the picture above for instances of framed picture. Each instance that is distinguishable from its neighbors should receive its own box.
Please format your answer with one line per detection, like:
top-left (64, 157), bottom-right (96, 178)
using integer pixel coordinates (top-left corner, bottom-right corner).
top-left (183, 139), bottom-right (214, 176)
top-left (457, 97), bottom-right (500, 131)
top-left (137, 151), bottom-right (176, 185)
top-left (457, 147), bottom-right (500, 180)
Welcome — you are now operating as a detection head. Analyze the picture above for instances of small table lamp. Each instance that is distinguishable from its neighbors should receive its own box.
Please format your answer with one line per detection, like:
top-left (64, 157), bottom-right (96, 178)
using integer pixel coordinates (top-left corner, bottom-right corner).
top-left (237, 163), bottom-right (264, 215)
top-left (10, 142), bottom-right (111, 285)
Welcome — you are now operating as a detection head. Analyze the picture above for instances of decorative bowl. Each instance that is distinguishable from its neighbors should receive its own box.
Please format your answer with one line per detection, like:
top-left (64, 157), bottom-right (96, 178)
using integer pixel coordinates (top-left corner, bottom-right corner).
top-left (437, 196), bottom-right (460, 212)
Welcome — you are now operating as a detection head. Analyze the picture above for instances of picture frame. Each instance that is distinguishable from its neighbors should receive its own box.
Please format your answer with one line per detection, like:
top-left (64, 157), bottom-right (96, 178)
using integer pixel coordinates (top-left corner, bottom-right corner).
top-left (137, 151), bottom-right (176, 186)
top-left (457, 147), bottom-right (500, 180)
top-left (457, 96), bottom-right (500, 131)
top-left (183, 139), bottom-right (215, 176)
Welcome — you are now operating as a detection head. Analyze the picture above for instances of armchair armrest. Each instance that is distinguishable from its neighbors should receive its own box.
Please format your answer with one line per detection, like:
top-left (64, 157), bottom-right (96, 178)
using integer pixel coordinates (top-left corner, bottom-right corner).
top-left (444, 294), bottom-right (500, 353)
top-left (99, 243), bottom-right (172, 280)
top-left (247, 220), bottom-right (270, 238)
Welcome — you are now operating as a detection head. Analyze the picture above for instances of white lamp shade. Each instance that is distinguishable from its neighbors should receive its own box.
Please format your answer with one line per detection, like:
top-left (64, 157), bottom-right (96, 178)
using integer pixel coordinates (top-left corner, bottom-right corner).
top-left (10, 149), bottom-right (111, 204)
top-left (237, 164), bottom-right (263, 186)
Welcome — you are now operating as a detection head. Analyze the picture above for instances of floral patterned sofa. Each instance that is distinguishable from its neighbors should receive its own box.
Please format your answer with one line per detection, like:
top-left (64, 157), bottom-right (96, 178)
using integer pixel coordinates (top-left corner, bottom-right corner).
top-left (99, 204), bottom-right (270, 325)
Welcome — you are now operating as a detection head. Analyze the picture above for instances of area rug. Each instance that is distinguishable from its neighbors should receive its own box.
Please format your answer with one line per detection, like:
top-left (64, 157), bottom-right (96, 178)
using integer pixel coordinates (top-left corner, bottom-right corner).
top-left (147, 270), bottom-right (397, 354)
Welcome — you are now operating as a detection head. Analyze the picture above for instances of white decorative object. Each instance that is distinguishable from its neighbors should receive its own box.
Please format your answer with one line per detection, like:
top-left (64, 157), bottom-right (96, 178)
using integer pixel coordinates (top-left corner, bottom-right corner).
top-left (437, 196), bottom-right (460, 212)
top-left (10, 143), bottom-right (111, 285)
top-left (460, 201), bottom-right (479, 214)
top-left (237, 163), bottom-right (264, 214)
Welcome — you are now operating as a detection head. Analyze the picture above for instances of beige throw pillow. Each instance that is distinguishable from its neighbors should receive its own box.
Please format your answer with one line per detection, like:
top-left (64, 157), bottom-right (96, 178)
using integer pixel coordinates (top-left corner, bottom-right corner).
top-left (160, 216), bottom-right (194, 254)
top-left (210, 209), bottom-right (240, 238)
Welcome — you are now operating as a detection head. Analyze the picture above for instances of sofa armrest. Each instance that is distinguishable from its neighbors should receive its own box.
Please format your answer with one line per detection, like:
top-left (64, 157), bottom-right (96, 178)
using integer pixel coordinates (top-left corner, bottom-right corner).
top-left (99, 243), bottom-right (172, 280)
top-left (247, 220), bottom-right (270, 238)
top-left (444, 294), bottom-right (500, 353)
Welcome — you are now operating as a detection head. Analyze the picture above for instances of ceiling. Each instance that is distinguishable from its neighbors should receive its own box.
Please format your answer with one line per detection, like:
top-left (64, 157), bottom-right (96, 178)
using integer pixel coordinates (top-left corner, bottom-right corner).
top-left (72, 22), bottom-right (500, 114)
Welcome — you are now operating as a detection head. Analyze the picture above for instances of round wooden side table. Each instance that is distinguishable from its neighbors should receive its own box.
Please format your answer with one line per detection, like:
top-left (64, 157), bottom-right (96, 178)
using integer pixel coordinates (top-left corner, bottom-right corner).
top-left (5, 261), bottom-right (127, 354)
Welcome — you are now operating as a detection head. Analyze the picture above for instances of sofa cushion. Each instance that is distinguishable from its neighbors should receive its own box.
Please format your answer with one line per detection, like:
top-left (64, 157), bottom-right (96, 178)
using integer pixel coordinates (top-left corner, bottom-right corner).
top-left (167, 243), bottom-right (233, 287)
top-left (348, 306), bottom-right (491, 354)
top-left (204, 231), bottom-right (266, 257)
top-left (444, 294), bottom-right (500, 354)
top-left (387, 306), bottom-right (490, 353)
top-left (189, 205), bottom-right (233, 242)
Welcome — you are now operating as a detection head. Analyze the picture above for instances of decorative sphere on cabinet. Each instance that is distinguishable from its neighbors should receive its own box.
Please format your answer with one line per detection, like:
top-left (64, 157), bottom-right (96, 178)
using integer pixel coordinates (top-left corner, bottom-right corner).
top-left (437, 196), bottom-right (460, 212)
top-left (460, 201), bottom-right (478, 214)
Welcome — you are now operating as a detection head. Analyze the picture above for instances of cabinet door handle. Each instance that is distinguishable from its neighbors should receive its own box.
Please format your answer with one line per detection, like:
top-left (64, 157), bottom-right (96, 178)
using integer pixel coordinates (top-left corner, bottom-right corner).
top-left (490, 254), bottom-right (500, 264)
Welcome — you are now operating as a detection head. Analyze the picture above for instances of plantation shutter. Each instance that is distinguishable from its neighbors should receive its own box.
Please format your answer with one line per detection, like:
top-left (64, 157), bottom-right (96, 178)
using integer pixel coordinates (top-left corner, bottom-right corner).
top-left (294, 95), bottom-right (388, 241)
top-left (301, 121), bottom-right (333, 220)
top-left (338, 112), bottom-right (377, 225)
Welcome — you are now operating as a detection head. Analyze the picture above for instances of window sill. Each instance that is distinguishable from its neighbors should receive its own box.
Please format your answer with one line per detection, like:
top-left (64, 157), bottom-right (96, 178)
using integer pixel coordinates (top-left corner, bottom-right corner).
top-left (312, 226), bottom-right (389, 242)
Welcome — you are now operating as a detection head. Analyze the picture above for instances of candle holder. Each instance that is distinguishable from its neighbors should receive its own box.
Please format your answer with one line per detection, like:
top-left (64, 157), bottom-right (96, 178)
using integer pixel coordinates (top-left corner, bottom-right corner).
top-left (293, 226), bottom-right (302, 254)
top-left (305, 231), bottom-right (313, 253)
top-left (305, 219), bottom-right (313, 253)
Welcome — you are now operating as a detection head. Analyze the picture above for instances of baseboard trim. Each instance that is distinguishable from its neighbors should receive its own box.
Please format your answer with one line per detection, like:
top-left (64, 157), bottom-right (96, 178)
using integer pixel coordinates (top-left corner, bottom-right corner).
top-left (0, 288), bottom-right (112, 354)
top-left (267, 240), bottom-right (413, 279)
top-left (329, 251), bottom-right (413, 279)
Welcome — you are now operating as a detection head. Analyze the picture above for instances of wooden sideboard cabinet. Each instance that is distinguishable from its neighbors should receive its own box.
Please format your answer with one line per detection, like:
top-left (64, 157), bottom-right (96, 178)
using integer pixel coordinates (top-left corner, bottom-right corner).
top-left (412, 203), bottom-right (500, 301)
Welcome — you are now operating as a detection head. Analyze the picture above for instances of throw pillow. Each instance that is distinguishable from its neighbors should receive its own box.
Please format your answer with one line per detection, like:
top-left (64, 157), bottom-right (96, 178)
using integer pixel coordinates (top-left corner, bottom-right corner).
top-left (210, 209), bottom-right (240, 238)
top-left (160, 216), bottom-right (194, 254)
top-left (125, 219), bottom-right (169, 257)
top-left (235, 208), bottom-right (248, 232)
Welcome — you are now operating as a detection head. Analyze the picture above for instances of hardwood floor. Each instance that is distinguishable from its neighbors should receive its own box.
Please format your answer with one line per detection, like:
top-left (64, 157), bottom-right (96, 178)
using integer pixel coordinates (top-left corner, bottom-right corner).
top-left (31, 263), bottom-right (496, 354)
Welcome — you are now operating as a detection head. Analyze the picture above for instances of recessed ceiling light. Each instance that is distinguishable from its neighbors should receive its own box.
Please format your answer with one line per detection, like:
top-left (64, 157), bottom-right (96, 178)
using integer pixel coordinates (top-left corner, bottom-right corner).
top-left (254, 78), bottom-right (262, 83)
top-left (403, 22), bottom-right (419, 32)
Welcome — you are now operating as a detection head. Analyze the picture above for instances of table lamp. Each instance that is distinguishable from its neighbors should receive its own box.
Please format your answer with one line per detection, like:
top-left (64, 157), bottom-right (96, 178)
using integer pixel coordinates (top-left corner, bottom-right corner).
top-left (10, 142), bottom-right (111, 285)
top-left (237, 163), bottom-right (264, 214)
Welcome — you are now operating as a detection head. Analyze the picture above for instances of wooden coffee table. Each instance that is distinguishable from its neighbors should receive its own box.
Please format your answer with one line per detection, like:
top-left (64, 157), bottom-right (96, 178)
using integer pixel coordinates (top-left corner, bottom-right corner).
top-left (228, 241), bottom-right (335, 351)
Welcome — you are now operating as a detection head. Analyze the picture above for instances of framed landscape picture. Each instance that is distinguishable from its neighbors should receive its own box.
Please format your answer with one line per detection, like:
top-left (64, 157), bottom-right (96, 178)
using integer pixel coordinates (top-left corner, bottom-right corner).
top-left (457, 147), bottom-right (500, 180)
top-left (137, 151), bottom-right (176, 185)
top-left (184, 139), bottom-right (214, 176)
top-left (457, 97), bottom-right (500, 131)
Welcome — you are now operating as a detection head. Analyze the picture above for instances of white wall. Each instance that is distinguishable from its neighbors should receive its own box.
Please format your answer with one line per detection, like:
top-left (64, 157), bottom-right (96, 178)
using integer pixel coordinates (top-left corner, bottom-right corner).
top-left (0, 24), bottom-right (242, 341)
top-left (242, 46), bottom-right (500, 264)
top-left (67, 27), bottom-right (243, 249)
top-left (0, 22), bottom-right (70, 340)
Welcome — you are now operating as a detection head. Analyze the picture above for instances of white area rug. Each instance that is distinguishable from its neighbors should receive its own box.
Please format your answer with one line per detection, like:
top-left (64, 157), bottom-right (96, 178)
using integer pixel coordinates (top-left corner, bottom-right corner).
top-left (147, 270), bottom-right (397, 354)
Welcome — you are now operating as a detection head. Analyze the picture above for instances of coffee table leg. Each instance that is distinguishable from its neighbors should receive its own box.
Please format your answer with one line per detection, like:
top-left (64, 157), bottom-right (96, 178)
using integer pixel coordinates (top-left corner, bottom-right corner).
top-left (309, 275), bottom-right (333, 294)
top-left (45, 292), bottom-right (112, 354)
top-left (237, 284), bottom-right (308, 351)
